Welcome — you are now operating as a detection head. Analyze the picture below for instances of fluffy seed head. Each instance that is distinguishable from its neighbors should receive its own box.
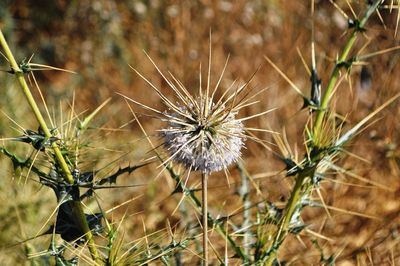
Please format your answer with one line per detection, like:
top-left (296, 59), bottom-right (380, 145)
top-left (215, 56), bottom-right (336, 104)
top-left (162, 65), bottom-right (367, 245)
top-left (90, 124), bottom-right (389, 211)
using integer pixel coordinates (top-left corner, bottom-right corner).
top-left (161, 97), bottom-right (245, 173)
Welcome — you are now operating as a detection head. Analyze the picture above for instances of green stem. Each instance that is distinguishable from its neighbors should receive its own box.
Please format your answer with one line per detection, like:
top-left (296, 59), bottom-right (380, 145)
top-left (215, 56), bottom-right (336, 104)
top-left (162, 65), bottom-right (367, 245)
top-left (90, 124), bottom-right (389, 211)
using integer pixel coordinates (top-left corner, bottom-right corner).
top-left (262, 172), bottom-right (308, 265)
top-left (265, 2), bottom-right (382, 265)
top-left (313, 0), bottom-right (381, 141)
top-left (0, 30), bottom-right (102, 265)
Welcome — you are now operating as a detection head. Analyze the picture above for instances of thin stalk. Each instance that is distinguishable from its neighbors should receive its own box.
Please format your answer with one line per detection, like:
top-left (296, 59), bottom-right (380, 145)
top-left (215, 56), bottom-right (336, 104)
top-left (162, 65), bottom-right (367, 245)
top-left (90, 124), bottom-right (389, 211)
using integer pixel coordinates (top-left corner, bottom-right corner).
top-left (202, 172), bottom-right (209, 265)
top-left (0, 30), bottom-right (102, 265)
top-left (313, 0), bottom-right (382, 140)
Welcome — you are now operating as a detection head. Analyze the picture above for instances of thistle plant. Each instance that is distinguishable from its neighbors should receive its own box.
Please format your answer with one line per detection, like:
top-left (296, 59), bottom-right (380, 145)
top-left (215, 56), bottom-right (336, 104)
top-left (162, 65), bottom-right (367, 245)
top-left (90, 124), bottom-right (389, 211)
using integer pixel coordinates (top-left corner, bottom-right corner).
top-left (121, 42), bottom-right (275, 263)
top-left (0, 30), bottom-right (103, 264)
top-left (160, 82), bottom-right (246, 263)
top-left (261, 1), bottom-right (400, 264)
top-left (0, 30), bottom-right (149, 265)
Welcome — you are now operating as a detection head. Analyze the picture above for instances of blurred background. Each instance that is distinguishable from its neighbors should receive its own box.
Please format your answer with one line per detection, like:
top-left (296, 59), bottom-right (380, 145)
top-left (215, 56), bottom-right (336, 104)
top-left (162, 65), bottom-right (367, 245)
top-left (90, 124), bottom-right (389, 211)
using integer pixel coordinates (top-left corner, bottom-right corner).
top-left (0, 0), bottom-right (400, 264)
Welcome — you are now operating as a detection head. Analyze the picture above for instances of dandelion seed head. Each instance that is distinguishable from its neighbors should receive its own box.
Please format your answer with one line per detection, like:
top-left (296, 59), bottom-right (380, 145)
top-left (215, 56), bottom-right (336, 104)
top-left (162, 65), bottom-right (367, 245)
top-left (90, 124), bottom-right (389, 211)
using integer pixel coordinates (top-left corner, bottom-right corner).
top-left (161, 97), bottom-right (245, 173)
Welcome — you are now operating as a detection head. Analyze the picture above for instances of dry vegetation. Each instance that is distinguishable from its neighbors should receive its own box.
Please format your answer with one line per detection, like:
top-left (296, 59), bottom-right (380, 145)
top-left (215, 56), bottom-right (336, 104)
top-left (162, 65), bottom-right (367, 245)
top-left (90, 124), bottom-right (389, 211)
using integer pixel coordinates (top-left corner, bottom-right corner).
top-left (1, 0), bottom-right (400, 265)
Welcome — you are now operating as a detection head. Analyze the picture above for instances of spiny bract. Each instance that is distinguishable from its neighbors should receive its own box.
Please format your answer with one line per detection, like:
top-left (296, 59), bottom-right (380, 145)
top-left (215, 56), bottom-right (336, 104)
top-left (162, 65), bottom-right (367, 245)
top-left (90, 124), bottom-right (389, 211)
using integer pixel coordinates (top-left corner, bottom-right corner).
top-left (161, 97), bottom-right (245, 173)
top-left (124, 51), bottom-right (271, 174)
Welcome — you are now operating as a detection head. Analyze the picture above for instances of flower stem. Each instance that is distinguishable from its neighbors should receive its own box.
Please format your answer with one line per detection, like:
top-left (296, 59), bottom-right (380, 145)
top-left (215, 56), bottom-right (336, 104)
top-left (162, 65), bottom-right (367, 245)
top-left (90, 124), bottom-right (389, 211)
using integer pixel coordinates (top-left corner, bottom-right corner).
top-left (167, 165), bottom-right (247, 260)
top-left (0, 30), bottom-right (102, 265)
top-left (202, 172), bottom-right (209, 265)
